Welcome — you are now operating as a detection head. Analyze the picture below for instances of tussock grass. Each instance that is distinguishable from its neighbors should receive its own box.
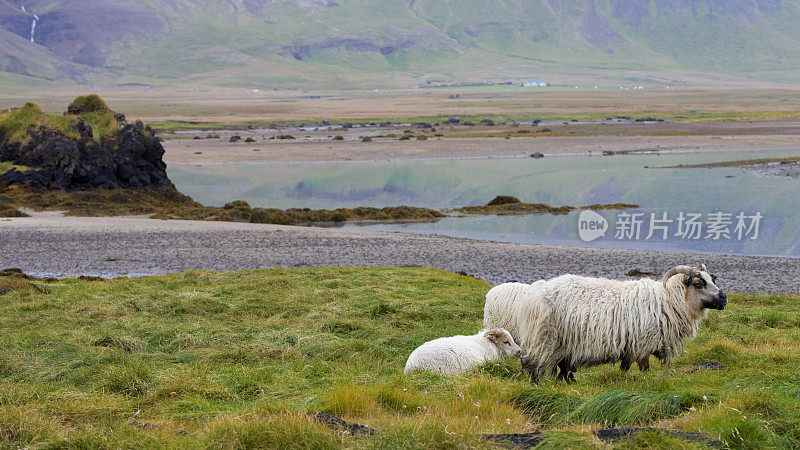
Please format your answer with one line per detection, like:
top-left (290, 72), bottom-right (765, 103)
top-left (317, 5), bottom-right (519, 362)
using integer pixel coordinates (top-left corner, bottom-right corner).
top-left (0, 276), bottom-right (50, 294)
top-left (513, 388), bottom-right (705, 427)
top-left (0, 268), bottom-right (798, 447)
top-left (68, 94), bottom-right (109, 113)
top-left (0, 103), bottom-right (77, 145)
top-left (0, 99), bottom-right (122, 145)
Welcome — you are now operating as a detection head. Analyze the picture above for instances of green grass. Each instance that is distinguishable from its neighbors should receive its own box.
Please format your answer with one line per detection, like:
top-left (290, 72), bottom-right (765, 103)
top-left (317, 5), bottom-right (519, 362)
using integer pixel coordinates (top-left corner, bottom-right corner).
top-left (68, 94), bottom-right (109, 113)
top-left (1, 267), bottom-right (799, 448)
top-left (0, 99), bottom-right (121, 146)
top-left (0, 103), bottom-right (78, 146)
top-left (0, 161), bottom-right (31, 174)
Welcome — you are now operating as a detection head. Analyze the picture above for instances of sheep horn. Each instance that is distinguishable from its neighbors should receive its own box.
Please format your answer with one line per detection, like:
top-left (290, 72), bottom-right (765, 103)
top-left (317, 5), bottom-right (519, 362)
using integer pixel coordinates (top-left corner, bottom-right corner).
top-left (662, 265), bottom-right (698, 288)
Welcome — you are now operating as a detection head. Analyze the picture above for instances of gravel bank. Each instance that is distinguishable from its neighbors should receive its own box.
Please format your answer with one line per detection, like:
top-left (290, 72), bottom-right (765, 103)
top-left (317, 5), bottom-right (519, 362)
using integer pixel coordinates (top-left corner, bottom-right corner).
top-left (1, 213), bottom-right (796, 294)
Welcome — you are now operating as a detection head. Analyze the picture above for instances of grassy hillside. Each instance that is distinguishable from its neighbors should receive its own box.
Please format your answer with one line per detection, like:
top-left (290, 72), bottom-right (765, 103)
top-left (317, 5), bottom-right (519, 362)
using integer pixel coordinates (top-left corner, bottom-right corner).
top-left (1, 267), bottom-right (799, 447)
top-left (3, 0), bottom-right (800, 88)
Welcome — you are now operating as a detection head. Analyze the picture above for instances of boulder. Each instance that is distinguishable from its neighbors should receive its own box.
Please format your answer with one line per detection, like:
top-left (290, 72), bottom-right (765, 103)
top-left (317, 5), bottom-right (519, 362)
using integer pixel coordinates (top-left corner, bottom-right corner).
top-left (0, 121), bottom-right (172, 191)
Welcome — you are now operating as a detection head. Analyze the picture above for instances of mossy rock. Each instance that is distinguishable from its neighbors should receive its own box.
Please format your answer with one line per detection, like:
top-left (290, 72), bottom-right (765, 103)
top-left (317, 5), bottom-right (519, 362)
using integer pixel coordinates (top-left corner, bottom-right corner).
top-left (223, 200), bottom-right (251, 210)
top-left (250, 207), bottom-right (294, 225)
top-left (486, 195), bottom-right (521, 206)
top-left (0, 206), bottom-right (29, 217)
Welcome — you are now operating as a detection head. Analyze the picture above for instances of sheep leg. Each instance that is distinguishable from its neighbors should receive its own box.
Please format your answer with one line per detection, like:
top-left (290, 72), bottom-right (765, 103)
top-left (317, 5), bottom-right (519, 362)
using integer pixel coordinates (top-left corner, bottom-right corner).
top-left (521, 357), bottom-right (545, 384)
top-left (639, 350), bottom-right (663, 371)
top-left (556, 359), bottom-right (576, 383)
top-left (620, 354), bottom-right (634, 372)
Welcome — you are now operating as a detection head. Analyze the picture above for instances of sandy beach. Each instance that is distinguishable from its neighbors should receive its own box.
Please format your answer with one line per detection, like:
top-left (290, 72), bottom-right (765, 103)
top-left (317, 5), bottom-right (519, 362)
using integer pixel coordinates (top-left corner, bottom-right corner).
top-left (1, 212), bottom-right (796, 294)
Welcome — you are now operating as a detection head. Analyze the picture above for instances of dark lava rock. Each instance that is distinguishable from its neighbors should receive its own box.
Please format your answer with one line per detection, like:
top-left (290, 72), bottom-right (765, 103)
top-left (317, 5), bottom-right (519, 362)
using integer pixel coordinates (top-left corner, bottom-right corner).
top-left (229, 135), bottom-right (242, 142)
top-left (595, 427), bottom-right (721, 446)
top-left (529, 152), bottom-right (544, 159)
top-left (602, 150), bottom-right (616, 156)
top-left (314, 413), bottom-right (375, 436)
top-left (626, 268), bottom-right (656, 277)
top-left (483, 432), bottom-right (545, 448)
top-left (0, 116), bottom-right (173, 191)
top-left (78, 275), bottom-right (105, 282)
top-left (693, 361), bottom-right (725, 371)
top-left (131, 421), bottom-right (158, 431)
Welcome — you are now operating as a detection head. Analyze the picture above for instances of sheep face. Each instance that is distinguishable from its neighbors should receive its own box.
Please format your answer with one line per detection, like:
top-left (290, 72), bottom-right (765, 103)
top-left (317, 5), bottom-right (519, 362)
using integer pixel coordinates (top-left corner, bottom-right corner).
top-left (485, 328), bottom-right (522, 357)
top-left (684, 265), bottom-right (727, 311)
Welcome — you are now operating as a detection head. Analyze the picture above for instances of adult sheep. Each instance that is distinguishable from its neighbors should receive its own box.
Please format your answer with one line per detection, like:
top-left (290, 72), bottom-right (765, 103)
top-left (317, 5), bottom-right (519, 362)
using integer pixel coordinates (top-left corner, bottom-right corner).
top-left (483, 264), bottom-right (727, 383)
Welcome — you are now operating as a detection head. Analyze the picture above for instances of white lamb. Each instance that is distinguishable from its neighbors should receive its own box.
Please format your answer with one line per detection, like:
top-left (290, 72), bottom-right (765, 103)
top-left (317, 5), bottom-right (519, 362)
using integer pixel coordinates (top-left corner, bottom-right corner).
top-left (404, 328), bottom-right (522, 375)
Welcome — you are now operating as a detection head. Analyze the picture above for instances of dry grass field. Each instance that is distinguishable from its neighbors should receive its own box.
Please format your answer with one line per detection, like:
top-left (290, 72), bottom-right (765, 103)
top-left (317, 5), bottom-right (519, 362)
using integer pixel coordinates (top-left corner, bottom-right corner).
top-left (3, 87), bottom-right (800, 127)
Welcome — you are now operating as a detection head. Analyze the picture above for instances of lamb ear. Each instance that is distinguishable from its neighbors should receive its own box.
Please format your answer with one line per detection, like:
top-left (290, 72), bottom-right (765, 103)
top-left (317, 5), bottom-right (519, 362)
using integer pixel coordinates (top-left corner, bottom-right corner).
top-left (484, 330), bottom-right (498, 343)
top-left (700, 264), bottom-right (708, 272)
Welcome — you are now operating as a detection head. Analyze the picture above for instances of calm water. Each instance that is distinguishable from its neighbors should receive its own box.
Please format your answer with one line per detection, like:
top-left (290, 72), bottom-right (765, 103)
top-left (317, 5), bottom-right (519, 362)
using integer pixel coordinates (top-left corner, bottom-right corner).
top-left (169, 150), bottom-right (800, 256)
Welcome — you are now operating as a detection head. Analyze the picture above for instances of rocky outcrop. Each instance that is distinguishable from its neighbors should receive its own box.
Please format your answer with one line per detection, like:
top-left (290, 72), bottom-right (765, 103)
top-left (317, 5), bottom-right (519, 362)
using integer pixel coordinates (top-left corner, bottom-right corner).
top-left (0, 110), bottom-right (172, 191)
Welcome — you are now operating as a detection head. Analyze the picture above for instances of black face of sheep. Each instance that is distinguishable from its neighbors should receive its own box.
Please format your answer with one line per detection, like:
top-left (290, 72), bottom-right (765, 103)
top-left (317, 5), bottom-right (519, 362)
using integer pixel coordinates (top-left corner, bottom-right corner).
top-left (680, 264), bottom-right (727, 311)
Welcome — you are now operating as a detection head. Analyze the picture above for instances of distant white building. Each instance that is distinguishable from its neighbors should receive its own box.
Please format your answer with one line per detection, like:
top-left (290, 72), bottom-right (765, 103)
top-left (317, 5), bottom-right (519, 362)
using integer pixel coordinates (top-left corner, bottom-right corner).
top-left (520, 79), bottom-right (548, 87)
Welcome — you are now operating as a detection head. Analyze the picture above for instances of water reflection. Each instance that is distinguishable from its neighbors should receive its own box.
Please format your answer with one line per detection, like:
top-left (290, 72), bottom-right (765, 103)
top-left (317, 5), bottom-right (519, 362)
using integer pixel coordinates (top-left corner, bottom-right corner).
top-left (169, 151), bottom-right (800, 256)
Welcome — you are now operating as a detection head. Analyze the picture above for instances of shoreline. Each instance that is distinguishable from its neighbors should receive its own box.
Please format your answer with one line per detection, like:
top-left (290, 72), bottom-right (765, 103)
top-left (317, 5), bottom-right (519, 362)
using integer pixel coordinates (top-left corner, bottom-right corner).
top-left (163, 145), bottom-right (800, 166)
top-left (160, 119), bottom-right (800, 165)
top-left (2, 213), bottom-right (797, 294)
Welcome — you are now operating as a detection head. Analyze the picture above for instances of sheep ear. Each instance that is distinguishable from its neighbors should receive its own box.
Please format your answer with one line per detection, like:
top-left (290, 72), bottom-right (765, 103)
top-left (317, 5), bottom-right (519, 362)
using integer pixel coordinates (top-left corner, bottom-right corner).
top-left (700, 264), bottom-right (708, 272)
top-left (484, 330), bottom-right (498, 343)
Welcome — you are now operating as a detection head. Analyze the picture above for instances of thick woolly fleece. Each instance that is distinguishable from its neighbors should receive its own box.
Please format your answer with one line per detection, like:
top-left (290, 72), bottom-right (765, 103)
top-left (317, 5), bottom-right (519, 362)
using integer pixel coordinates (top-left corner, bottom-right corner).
top-left (483, 275), bottom-right (708, 381)
top-left (404, 329), bottom-right (512, 375)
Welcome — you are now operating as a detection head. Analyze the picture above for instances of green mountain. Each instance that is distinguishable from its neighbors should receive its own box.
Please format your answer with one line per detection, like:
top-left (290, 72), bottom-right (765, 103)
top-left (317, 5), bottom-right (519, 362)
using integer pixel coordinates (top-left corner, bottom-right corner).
top-left (2, 0), bottom-right (800, 88)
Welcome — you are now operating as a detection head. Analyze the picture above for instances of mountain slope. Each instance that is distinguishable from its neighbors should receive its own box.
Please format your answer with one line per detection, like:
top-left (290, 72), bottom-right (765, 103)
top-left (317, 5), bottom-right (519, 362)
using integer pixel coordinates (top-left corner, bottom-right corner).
top-left (1, 0), bottom-right (800, 88)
